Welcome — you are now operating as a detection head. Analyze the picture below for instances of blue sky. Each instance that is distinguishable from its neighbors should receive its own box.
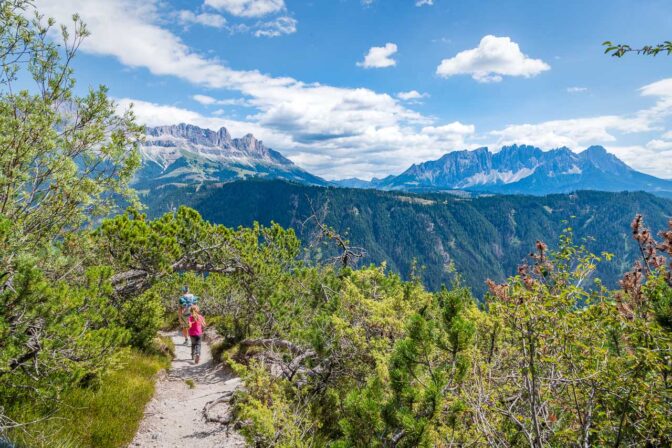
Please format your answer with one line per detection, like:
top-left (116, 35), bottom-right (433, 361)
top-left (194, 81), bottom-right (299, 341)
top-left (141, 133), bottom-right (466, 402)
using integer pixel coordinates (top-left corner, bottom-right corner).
top-left (36, 0), bottom-right (672, 179)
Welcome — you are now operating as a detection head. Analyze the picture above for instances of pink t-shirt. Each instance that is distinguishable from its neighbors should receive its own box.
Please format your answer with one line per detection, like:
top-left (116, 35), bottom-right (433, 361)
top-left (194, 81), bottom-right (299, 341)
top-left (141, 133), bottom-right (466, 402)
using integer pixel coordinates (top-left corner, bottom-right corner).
top-left (188, 315), bottom-right (205, 336)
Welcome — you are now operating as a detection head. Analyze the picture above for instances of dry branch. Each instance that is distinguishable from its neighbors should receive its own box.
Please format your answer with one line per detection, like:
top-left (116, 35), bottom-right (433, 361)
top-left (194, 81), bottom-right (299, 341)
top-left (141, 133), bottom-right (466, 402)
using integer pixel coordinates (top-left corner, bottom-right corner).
top-left (203, 390), bottom-right (235, 424)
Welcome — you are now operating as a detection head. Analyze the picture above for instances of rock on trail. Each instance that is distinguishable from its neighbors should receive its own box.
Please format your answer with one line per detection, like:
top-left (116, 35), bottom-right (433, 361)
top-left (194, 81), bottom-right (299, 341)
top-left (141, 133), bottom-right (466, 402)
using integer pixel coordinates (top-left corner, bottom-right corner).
top-left (130, 333), bottom-right (245, 448)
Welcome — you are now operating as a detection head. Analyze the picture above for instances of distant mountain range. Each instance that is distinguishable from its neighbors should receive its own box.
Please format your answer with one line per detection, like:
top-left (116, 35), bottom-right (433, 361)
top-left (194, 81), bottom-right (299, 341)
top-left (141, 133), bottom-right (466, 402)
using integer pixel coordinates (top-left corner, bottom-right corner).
top-left (337, 145), bottom-right (672, 197)
top-left (133, 123), bottom-right (327, 190)
top-left (134, 124), bottom-right (672, 197)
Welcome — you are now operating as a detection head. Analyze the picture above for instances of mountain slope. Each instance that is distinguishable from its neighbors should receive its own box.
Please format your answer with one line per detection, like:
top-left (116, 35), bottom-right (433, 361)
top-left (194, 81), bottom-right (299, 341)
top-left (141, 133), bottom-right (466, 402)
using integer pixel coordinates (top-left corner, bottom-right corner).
top-left (370, 145), bottom-right (672, 197)
top-left (133, 123), bottom-right (327, 190)
top-left (141, 179), bottom-right (672, 297)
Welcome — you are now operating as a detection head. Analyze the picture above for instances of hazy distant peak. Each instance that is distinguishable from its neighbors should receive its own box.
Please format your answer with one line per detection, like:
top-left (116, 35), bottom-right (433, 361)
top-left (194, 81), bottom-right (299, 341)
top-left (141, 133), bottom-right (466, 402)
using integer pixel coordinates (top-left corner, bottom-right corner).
top-left (373, 144), bottom-right (672, 195)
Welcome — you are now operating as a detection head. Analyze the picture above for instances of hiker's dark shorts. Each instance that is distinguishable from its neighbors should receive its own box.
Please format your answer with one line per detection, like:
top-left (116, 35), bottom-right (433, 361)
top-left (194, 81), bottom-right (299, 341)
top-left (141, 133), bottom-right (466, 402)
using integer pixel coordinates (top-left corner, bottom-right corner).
top-left (190, 335), bottom-right (202, 359)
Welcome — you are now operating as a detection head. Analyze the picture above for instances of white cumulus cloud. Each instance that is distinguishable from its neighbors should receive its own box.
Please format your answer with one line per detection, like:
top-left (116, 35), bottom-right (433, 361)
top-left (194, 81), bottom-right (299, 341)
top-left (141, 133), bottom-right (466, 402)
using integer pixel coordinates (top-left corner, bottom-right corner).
top-left (646, 139), bottom-right (672, 151)
top-left (436, 35), bottom-right (550, 83)
top-left (416, 0), bottom-right (433, 6)
top-left (491, 116), bottom-right (646, 149)
top-left (397, 90), bottom-right (429, 101)
top-left (254, 16), bottom-right (296, 37)
top-left (640, 78), bottom-right (672, 97)
top-left (357, 43), bottom-right (398, 69)
top-left (192, 94), bottom-right (218, 105)
top-left (176, 10), bottom-right (226, 28)
top-left (192, 94), bottom-right (252, 106)
top-left (204, 0), bottom-right (284, 17)
top-left (422, 122), bottom-right (475, 140)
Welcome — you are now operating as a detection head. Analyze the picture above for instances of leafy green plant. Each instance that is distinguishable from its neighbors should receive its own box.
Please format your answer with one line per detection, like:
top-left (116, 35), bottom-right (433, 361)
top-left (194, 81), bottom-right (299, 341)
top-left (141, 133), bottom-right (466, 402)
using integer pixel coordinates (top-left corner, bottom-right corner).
top-left (121, 290), bottom-right (165, 350)
top-left (0, 0), bottom-right (141, 431)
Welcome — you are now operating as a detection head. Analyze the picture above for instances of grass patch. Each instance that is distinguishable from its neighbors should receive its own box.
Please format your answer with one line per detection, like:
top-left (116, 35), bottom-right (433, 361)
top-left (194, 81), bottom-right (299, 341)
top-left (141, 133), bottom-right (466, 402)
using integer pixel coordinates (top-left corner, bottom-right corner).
top-left (7, 348), bottom-right (171, 448)
top-left (150, 334), bottom-right (176, 359)
top-left (184, 378), bottom-right (196, 389)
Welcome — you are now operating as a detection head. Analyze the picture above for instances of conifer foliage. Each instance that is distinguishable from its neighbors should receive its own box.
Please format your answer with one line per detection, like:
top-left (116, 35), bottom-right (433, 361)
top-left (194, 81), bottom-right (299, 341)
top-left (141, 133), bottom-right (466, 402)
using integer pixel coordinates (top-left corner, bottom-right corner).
top-left (220, 224), bottom-right (672, 447)
top-left (0, 0), bottom-right (141, 432)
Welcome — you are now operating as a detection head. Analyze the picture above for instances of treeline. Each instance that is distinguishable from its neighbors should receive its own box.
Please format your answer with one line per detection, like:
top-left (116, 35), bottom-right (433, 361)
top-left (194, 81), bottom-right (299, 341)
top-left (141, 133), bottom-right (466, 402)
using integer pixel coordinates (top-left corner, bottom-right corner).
top-left (141, 179), bottom-right (672, 296)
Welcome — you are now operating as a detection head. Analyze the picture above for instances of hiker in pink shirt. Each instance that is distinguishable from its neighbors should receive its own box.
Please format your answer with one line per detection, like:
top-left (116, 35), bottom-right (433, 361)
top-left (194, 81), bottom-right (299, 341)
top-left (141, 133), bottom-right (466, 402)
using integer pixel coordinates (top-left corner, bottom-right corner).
top-left (188, 305), bottom-right (206, 364)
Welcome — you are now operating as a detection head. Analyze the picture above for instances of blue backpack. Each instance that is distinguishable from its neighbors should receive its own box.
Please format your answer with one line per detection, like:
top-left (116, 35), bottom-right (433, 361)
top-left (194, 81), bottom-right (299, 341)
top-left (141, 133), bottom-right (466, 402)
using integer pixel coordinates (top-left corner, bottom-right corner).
top-left (179, 294), bottom-right (199, 315)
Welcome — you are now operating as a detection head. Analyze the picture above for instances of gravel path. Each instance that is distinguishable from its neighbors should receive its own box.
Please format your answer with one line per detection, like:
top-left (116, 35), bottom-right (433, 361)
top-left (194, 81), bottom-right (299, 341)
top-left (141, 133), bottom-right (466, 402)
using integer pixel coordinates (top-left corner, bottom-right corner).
top-left (129, 333), bottom-right (246, 448)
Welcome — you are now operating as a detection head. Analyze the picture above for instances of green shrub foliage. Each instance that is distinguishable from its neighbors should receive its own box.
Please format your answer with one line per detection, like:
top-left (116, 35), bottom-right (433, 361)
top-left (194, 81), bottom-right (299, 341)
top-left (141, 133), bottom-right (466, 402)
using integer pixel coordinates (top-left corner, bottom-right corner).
top-left (121, 290), bottom-right (164, 350)
top-left (215, 222), bottom-right (672, 447)
top-left (0, 0), bottom-right (141, 432)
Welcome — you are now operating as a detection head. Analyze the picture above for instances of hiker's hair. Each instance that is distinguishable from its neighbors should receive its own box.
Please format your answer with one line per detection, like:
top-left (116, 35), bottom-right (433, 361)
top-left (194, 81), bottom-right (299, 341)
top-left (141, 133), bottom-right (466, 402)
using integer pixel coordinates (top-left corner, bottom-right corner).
top-left (190, 304), bottom-right (200, 316)
top-left (182, 285), bottom-right (189, 293)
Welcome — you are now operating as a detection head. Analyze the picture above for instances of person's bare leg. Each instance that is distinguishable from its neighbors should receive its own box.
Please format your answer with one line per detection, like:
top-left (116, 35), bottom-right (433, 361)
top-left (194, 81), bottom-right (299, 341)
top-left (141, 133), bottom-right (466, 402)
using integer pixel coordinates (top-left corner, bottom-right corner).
top-left (178, 312), bottom-right (188, 343)
top-left (194, 355), bottom-right (200, 364)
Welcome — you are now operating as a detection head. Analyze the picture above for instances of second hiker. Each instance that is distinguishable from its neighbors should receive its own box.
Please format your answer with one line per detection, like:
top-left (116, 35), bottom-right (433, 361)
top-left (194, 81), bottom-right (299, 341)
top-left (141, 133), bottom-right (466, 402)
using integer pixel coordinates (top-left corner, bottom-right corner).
top-left (188, 305), bottom-right (206, 364)
top-left (178, 285), bottom-right (198, 345)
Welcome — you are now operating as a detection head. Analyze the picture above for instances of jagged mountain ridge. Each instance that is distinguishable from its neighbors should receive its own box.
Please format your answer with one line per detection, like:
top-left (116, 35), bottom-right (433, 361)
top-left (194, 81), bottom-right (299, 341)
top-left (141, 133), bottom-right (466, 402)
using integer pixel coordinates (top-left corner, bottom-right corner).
top-left (364, 144), bottom-right (672, 196)
top-left (134, 123), bottom-right (672, 197)
top-left (134, 123), bottom-right (327, 189)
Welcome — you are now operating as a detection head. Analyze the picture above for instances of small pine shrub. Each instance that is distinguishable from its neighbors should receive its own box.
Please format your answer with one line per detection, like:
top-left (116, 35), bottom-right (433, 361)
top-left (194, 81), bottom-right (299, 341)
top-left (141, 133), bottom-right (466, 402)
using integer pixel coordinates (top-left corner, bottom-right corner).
top-left (121, 290), bottom-right (165, 350)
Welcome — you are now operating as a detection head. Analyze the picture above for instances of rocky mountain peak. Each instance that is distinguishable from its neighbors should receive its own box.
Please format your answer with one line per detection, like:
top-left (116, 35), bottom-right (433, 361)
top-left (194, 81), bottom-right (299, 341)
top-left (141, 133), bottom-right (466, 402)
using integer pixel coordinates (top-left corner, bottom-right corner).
top-left (147, 123), bottom-right (232, 147)
top-left (135, 123), bottom-right (327, 188)
top-left (580, 145), bottom-right (631, 173)
top-left (232, 133), bottom-right (262, 153)
top-left (583, 145), bottom-right (608, 155)
top-left (143, 123), bottom-right (292, 164)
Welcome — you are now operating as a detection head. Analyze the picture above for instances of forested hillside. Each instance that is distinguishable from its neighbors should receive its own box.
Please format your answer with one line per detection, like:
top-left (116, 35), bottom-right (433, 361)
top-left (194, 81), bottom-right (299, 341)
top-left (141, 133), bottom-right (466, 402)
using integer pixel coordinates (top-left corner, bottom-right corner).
top-left (142, 180), bottom-right (672, 296)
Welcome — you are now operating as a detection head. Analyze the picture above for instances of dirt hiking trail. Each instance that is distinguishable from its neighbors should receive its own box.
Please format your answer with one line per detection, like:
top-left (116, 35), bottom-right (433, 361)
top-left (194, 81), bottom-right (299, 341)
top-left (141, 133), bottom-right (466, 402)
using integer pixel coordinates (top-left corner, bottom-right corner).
top-left (130, 333), bottom-right (245, 447)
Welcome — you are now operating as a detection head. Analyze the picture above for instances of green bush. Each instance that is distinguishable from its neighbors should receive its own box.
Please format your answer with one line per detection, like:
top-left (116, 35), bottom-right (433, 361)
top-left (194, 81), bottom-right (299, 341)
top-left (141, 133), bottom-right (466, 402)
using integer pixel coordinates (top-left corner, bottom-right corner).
top-left (645, 269), bottom-right (672, 332)
top-left (214, 314), bottom-right (247, 349)
top-left (121, 290), bottom-right (165, 350)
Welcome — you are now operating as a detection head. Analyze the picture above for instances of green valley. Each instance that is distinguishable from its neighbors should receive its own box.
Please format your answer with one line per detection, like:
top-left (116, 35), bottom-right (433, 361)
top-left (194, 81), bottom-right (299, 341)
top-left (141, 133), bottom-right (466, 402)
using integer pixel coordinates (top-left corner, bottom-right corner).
top-left (142, 179), bottom-right (672, 296)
